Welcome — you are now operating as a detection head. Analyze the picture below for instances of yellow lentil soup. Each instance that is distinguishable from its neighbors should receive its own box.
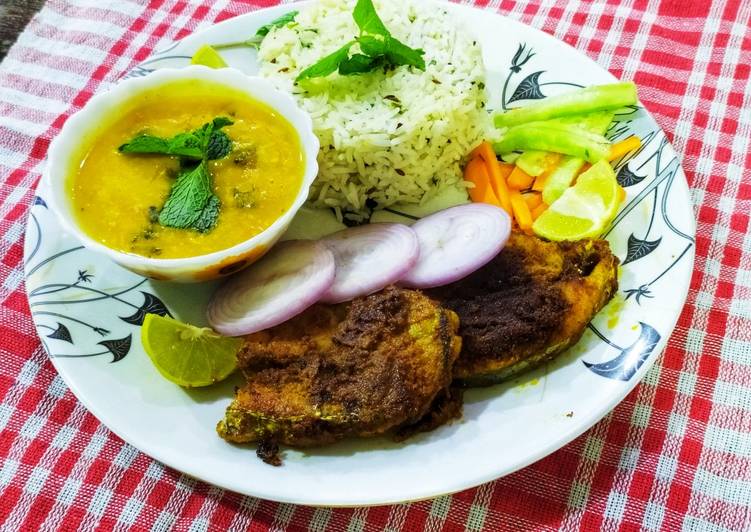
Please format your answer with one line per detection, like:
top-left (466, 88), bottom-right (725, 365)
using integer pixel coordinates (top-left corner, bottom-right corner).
top-left (68, 82), bottom-right (304, 259)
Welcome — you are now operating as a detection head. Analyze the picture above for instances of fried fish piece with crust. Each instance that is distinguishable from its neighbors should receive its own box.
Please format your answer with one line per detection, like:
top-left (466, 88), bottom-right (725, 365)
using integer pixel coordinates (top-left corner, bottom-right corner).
top-left (429, 231), bottom-right (618, 386)
top-left (217, 287), bottom-right (462, 453)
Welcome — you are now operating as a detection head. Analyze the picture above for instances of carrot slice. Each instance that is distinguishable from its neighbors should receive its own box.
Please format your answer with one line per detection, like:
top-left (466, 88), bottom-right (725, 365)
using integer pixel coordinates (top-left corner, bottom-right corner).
top-left (509, 189), bottom-right (533, 232)
top-left (608, 136), bottom-right (641, 161)
top-left (523, 192), bottom-right (543, 210)
top-left (491, 162), bottom-right (515, 213)
top-left (532, 174), bottom-right (548, 192)
top-left (507, 166), bottom-right (535, 190)
top-left (465, 157), bottom-right (500, 206)
top-left (469, 143), bottom-right (484, 159)
top-left (497, 162), bottom-right (515, 180)
top-left (476, 142), bottom-right (513, 215)
top-left (531, 202), bottom-right (548, 220)
top-left (465, 157), bottom-right (490, 201)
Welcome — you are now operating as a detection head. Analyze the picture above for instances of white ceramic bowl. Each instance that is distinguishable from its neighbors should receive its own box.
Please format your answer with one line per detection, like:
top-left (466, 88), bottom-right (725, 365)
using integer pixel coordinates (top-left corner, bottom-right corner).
top-left (45, 66), bottom-right (319, 282)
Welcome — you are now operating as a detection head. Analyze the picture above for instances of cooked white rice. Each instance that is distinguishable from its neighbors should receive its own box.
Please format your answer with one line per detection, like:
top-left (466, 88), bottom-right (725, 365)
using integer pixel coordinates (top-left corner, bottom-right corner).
top-left (258, 0), bottom-right (489, 220)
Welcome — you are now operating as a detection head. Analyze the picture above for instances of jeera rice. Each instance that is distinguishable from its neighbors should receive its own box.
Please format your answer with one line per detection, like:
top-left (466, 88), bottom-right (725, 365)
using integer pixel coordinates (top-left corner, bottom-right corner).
top-left (258, 0), bottom-right (489, 220)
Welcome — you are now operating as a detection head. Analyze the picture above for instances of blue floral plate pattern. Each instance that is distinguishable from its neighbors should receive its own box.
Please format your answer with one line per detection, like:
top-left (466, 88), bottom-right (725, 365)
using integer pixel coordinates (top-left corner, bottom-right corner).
top-left (24, 2), bottom-right (695, 506)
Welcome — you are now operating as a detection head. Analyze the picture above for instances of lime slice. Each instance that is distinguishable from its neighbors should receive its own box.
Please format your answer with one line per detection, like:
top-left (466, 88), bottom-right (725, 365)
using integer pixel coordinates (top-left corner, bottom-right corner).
top-left (191, 44), bottom-right (228, 68)
top-left (533, 159), bottom-right (622, 241)
top-left (542, 156), bottom-right (586, 205)
top-left (141, 313), bottom-right (242, 387)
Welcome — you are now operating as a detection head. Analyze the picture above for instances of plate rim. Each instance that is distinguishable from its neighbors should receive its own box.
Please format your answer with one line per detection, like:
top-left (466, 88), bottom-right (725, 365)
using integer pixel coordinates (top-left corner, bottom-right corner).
top-left (24, 0), bottom-right (696, 506)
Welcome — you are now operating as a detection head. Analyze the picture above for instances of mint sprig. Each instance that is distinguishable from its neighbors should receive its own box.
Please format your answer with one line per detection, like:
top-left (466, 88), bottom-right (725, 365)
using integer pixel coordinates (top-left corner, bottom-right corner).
top-left (256, 11), bottom-right (299, 38)
top-left (119, 117), bottom-right (233, 161)
top-left (298, 41), bottom-right (356, 79)
top-left (120, 117), bottom-right (233, 233)
top-left (212, 11), bottom-right (299, 50)
top-left (296, 0), bottom-right (425, 82)
top-left (157, 161), bottom-right (220, 231)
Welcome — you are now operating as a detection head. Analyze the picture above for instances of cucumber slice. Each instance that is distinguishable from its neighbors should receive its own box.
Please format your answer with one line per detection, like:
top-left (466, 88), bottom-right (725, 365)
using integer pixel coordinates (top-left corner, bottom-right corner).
top-left (492, 122), bottom-right (611, 162)
top-left (549, 111), bottom-right (615, 134)
top-left (515, 150), bottom-right (551, 177)
top-left (506, 111), bottom-right (616, 176)
top-left (499, 152), bottom-right (521, 164)
top-left (493, 82), bottom-right (637, 128)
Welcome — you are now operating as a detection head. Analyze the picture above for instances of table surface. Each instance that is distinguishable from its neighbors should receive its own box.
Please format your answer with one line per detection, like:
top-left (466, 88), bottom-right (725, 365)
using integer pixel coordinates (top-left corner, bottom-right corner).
top-left (0, 0), bottom-right (45, 60)
top-left (0, 1), bottom-right (750, 531)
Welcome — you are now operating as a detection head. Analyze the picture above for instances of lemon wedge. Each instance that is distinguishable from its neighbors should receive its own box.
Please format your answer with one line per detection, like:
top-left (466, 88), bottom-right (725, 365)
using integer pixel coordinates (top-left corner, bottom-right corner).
top-left (141, 313), bottom-right (242, 387)
top-left (191, 44), bottom-right (228, 68)
top-left (533, 160), bottom-right (622, 241)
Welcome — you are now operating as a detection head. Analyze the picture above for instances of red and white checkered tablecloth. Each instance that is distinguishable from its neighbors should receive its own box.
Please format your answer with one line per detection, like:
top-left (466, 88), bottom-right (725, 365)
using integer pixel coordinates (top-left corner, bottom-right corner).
top-left (1, 0), bottom-right (749, 530)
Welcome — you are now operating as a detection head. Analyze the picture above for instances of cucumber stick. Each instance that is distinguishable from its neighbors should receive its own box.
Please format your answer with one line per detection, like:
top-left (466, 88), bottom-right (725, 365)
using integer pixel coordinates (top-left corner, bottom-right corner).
top-left (492, 122), bottom-right (611, 162)
top-left (499, 152), bottom-right (521, 164)
top-left (550, 111), bottom-right (615, 134)
top-left (514, 111), bottom-right (615, 176)
top-left (493, 82), bottom-right (637, 128)
top-left (516, 151), bottom-right (554, 177)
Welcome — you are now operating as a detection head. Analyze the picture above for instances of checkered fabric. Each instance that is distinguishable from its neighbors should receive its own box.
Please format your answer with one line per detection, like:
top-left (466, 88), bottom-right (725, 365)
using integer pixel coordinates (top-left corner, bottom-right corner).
top-left (1, 0), bottom-right (749, 530)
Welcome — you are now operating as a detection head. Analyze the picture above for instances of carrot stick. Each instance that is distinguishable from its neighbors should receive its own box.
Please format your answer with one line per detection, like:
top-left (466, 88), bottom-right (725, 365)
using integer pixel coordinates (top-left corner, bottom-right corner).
top-left (507, 166), bottom-right (535, 190)
top-left (522, 192), bottom-right (543, 210)
top-left (489, 161), bottom-right (514, 215)
top-left (464, 157), bottom-right (500, 206)
top-left (469, 143), bottom-right (484, 159)
top-left (531, 202), bottom-right (548, 220)
top-left (509, 189), bottom-right (533, 232)
top-left (532, 174), bottom-right (548, 192)
top-left (618, 185), bottom-right (626, 203)
top-left (608, 135), bottom-right (641, 161)
top-left (497, 162), bottom-right (515, 180)
top-left (476, 142), bottom-right (513, 215)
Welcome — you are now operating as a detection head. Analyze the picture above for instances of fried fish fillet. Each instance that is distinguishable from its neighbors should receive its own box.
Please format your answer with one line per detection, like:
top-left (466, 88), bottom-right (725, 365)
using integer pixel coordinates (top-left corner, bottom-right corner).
top-left (429, 231), bottom-right (619, 386)
top-left (217, 287), bottom-right (462, 455)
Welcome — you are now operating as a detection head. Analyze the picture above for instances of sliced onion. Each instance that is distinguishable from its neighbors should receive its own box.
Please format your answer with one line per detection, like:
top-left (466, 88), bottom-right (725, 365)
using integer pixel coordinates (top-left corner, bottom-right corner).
top-left (400, 204), bottom-right (511, 289)
top-left (320, 223), bottom-right (419, 304)
top-left (207, 240), bottom-right (335, 336)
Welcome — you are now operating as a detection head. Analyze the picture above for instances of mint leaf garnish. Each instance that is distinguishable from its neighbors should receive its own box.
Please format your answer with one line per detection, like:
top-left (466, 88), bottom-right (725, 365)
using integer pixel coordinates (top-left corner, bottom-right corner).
top-left (212, 11), bottom-right (299, 50)
top-left (353, 0), bottom-right (388, 35)
top-left (158, 161), bottom-right (211, 230)
top-left (295, 0), bottom-right (425, 82)
top-left (382, 36), bottom-right (425, 70)
top-left (118, 134), bottom-right (203, 159)
top-left (296, 41), bottom-right (356, 81)
top-left (206, 130), bottom-right (232, 160)
top-left (119, 117), bottom-right (234, 161)
top-left (120, 117), bottom-right (235, 233)
top-left (338, 53), bottom-right (381, 75)
top-left (191, 194), bottom-right (221, 233)
top-left (256, 11), bottom-right (299, 38)
top-left (358, 34), bottom-right (387, 56)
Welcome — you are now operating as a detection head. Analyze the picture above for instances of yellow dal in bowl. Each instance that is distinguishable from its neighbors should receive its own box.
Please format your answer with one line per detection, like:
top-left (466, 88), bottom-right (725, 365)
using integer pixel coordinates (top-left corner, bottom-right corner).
top-left (68, 83), bottom-right (304, 259)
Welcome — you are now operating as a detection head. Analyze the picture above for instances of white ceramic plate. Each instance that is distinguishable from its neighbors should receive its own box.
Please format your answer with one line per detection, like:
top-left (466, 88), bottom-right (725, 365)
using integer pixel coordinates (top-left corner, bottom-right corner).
top-left (24, 1), bottom-right (695, 506)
